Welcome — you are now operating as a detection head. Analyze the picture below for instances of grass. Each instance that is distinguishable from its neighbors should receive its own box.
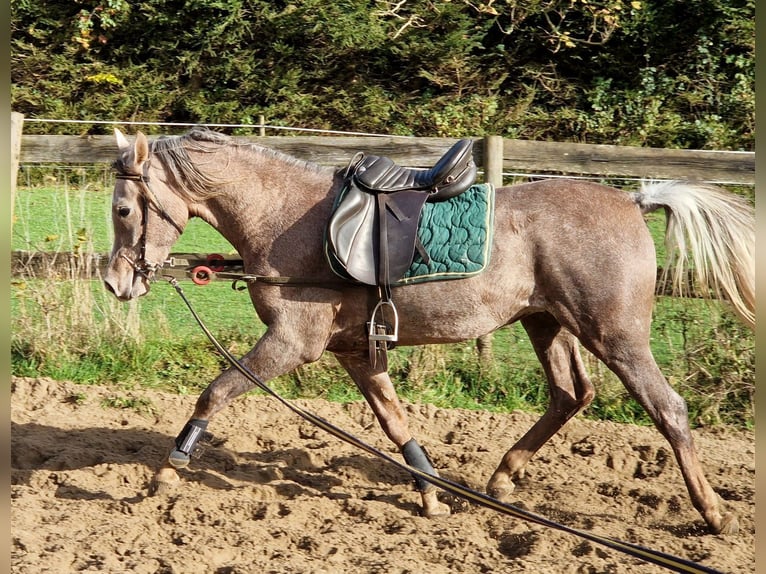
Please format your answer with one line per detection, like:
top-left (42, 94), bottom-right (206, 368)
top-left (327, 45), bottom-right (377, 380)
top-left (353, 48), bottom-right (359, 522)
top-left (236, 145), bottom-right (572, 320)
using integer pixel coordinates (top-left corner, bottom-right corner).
top-left (12, 185), bottom-right (233, 254)
top-left (11, 176), bottom-right (755, 428)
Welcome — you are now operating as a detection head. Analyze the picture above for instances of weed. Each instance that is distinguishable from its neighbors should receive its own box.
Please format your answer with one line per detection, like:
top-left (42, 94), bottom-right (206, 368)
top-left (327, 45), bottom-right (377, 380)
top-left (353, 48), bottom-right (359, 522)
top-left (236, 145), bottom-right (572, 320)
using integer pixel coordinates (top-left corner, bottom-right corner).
top-left (65, 392), bottom-right (88, 406)
top-left (101, 394), bottom-right (156, 416)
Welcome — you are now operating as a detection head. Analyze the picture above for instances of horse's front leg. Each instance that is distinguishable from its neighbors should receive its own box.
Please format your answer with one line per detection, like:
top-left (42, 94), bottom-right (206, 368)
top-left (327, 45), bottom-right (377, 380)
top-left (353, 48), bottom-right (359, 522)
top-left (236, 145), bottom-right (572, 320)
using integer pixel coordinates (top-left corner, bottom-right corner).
top-left (335, 353), bottom-right (450, 518)
top-left (150, 323), bottom-right (328, 495)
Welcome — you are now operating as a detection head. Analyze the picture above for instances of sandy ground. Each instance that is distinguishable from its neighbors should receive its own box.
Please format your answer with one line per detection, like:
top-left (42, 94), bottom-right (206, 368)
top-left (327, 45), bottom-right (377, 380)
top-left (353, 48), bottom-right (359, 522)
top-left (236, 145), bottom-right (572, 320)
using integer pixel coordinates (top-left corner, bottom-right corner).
top-left (11, 376), bottom-right (753, 573)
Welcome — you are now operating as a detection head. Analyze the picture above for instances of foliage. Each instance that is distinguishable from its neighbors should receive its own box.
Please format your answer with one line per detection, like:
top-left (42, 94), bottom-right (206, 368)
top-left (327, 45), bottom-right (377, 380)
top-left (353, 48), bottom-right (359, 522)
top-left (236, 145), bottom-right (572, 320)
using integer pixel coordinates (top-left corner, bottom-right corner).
top-left (11, 0), bottom-right (754, 149)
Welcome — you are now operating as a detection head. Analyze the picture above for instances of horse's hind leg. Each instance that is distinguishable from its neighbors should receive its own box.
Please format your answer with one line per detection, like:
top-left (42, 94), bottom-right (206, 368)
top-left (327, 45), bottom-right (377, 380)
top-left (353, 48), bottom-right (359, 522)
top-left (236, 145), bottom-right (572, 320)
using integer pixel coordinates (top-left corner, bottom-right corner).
top-left (487, 312), bottom-right (595, 500)
top-left (335, 353), bottom-right (451, 518)
top-left (586, 337), bottom-right (738, 535)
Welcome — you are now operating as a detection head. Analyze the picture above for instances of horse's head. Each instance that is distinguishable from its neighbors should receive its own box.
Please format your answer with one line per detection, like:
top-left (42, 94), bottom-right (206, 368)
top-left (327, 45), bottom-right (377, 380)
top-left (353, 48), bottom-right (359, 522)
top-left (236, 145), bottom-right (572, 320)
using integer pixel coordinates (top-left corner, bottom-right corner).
top-left (104, 129), bottom-right (188, 300)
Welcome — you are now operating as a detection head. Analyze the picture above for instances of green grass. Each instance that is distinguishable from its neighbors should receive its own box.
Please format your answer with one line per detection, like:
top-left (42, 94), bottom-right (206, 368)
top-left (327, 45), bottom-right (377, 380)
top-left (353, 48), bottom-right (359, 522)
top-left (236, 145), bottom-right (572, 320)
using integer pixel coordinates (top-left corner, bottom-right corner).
top-left (11, 180), bottom-right (754, 428)
top-left (12, 186), bottom-right (234, 254)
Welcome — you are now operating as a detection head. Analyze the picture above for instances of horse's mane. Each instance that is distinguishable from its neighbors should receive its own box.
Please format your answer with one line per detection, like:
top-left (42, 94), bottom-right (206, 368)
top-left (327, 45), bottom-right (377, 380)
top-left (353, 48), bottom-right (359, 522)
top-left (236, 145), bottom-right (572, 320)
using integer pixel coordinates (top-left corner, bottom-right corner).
top-left (149, 127), bottom-right (329, 201)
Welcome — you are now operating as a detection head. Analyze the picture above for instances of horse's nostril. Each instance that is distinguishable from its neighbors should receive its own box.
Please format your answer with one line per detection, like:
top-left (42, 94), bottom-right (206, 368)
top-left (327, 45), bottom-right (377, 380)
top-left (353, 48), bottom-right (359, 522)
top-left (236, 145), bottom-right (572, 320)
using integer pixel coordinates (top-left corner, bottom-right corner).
top-left (104, 280), bottom-right (116, 295)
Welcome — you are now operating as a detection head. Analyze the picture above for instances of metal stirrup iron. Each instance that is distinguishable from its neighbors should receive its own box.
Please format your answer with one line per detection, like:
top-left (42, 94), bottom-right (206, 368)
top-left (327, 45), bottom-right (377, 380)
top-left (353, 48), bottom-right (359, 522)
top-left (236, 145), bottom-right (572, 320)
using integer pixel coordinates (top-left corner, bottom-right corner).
top-left (367, 296), bottom-right (399, 369)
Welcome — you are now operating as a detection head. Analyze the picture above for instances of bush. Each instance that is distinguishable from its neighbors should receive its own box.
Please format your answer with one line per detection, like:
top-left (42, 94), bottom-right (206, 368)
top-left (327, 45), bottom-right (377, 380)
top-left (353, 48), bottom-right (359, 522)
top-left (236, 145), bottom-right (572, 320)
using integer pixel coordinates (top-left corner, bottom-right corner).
top-left (11, 0), bottom-right (754, 150)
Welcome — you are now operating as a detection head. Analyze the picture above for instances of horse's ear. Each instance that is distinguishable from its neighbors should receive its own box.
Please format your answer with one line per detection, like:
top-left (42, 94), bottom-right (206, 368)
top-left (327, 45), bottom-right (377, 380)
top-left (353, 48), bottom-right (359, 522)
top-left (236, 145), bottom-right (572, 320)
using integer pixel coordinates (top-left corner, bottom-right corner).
top-left (114, 127), bottom-right (130, 152)
top-left (135, 131), bottom-right (149, 165)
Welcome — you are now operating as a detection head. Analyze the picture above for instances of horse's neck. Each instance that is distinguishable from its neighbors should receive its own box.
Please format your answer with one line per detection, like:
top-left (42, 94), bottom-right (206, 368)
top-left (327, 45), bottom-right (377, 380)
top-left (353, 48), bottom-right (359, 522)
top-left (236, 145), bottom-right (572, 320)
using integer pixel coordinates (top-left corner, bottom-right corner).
top-left (199, 163), bottom-right (338, 272)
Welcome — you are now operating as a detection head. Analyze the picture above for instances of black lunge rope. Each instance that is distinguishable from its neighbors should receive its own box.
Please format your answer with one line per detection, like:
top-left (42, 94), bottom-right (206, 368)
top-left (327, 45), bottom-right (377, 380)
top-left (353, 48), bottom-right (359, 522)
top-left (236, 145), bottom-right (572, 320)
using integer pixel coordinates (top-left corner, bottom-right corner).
top-left (165, 276), bottom-right (724, 574)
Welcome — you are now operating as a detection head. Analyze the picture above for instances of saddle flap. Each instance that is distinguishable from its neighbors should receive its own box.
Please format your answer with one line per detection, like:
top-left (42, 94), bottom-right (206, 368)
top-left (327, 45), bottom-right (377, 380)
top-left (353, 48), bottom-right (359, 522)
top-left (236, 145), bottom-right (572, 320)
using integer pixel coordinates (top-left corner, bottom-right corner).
top-left (377, 191), bottom-right (430, 283)
top-left (326, 185), bottom-right (378, 285)
top-left (326, 185), bottom-right (430, 286)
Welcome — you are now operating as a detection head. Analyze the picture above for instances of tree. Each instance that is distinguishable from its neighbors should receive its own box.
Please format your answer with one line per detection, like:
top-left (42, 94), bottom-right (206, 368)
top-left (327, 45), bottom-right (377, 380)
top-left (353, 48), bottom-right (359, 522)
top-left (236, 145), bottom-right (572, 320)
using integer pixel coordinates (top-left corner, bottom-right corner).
top-left (11, 0), bottom-right (754, 150)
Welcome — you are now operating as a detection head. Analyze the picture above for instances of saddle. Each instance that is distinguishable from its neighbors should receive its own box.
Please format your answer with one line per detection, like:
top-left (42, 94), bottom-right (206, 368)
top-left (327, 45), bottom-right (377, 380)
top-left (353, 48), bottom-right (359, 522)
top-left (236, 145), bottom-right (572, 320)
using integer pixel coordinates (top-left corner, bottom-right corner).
top-left (327, 139), bottom-right (477, 287)
top-left (325, 139), bottom-right (478, 367)
top-left (352, 138), bottom-right (477, 199)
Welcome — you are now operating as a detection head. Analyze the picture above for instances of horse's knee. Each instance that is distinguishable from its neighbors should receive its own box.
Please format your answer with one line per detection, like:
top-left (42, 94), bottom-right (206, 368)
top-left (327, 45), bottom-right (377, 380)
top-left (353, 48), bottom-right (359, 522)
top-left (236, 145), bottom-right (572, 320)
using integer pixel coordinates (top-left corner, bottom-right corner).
top-left (550, 385), bottom-right (592, 419)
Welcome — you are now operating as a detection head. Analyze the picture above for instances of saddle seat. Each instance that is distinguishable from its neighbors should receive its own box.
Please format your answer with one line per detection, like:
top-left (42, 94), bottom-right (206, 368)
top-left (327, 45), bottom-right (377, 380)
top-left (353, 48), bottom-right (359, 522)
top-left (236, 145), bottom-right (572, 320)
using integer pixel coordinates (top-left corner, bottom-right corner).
top-left (351, 138), bottom-right (477, 200)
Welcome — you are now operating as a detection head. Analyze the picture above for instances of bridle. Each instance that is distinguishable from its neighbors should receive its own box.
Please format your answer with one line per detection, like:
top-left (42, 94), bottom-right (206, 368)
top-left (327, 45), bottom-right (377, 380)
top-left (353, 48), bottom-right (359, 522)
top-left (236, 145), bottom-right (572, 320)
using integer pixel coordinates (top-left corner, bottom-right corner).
top-left (114, 162), bottom-right (185, 280)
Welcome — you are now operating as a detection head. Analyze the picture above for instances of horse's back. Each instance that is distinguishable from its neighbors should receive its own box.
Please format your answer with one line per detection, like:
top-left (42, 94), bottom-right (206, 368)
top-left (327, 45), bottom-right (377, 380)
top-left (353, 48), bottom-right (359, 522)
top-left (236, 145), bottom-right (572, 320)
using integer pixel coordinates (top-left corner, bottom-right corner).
top-left (335, 178), bottom-right (658, 348)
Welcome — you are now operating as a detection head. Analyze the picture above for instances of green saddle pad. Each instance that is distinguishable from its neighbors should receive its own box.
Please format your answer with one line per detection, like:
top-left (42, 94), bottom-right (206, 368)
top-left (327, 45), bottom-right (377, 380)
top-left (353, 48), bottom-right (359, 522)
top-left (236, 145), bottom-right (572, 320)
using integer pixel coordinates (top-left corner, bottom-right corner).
top-left (396, 182), bottom-right (495, 285)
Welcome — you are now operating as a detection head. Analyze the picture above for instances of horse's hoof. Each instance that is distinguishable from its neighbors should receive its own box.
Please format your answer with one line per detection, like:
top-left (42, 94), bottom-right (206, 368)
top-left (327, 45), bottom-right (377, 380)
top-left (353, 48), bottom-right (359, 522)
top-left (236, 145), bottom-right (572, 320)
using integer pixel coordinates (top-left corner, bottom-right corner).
top-left (168, 448), bottom-right (191, 469)
top-left (486, 475), bottom-right (515, 502)
top-left (148, 467), bottom-right (181, 497)
top-left (422, 490), bottom-right (451, 518)
top-left (423, 503), bottom-right (451, 518)
top-left (712, 513), bottom-right (739, 536)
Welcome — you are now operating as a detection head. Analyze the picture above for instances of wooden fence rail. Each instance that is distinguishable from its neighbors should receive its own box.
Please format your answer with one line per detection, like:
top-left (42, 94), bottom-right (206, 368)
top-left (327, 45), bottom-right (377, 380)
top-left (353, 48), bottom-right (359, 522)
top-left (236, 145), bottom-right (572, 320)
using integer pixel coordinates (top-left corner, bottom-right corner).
top-left (18, 133), bottom-right (755, 185)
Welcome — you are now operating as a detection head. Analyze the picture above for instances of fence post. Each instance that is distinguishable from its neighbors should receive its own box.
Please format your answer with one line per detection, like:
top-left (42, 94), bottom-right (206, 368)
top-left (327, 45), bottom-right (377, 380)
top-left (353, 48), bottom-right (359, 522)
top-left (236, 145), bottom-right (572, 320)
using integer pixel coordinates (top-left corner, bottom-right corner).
top-left (483, 135), bottom-right (503, 189)
top-left (11, 112), bottom-right (24, 225)
top-left (476, 135), bottom-right (504, 366)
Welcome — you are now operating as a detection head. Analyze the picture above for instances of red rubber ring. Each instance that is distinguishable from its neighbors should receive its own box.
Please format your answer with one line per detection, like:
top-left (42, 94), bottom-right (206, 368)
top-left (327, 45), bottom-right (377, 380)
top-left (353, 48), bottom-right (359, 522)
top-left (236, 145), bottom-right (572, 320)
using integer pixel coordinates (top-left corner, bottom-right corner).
top-left (191, 265), bottom-right (213, 285)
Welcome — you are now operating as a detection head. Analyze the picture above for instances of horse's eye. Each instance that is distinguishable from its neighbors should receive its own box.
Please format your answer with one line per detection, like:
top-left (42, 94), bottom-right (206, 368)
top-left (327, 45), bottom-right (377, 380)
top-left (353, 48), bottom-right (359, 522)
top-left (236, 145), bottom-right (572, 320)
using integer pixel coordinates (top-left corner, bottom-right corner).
top-left (117, 206), bottom-right (131, 218)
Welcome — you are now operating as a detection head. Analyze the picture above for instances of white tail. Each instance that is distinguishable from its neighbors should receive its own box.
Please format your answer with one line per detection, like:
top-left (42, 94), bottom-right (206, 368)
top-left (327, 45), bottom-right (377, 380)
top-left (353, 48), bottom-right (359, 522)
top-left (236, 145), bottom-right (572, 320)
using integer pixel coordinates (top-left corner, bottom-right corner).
top-left (632, 180), bottom-right (754, 328)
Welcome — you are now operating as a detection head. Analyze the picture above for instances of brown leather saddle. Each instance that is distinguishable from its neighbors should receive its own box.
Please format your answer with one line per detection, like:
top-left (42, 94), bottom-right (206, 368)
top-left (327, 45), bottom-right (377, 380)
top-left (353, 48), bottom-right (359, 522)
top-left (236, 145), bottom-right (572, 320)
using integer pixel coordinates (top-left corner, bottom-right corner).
top-left (327, 139), bottom-right (477, 287)
top-left (325, 139), bottom-right (478, 367)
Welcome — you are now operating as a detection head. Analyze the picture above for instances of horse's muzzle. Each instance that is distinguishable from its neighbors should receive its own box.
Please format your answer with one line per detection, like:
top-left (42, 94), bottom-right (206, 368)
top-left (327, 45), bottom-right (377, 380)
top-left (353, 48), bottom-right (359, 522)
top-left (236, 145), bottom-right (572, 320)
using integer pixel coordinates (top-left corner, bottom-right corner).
top-left (103, 257), bottom-right (151, 300)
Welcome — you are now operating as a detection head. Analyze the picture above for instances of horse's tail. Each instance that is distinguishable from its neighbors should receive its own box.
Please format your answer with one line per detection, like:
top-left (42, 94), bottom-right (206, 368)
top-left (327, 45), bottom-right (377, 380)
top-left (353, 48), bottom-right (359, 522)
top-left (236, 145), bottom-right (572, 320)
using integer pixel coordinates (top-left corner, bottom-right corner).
top-left (631, 180), bottom-right (754, 329)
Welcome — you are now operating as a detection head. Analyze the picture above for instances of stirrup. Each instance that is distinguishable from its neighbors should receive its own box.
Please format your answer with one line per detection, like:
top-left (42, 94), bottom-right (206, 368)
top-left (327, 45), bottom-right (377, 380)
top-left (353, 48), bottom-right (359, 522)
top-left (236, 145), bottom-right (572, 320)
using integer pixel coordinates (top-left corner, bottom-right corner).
top-left (368, 298), bottom-right (399, 343)
top-left (367, 298), bottom-right (398, 369)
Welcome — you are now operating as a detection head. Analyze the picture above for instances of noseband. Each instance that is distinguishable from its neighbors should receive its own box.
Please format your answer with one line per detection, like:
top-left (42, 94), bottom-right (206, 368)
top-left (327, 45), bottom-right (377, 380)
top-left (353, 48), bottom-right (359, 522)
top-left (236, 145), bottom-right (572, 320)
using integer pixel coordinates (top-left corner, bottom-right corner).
top-left (115, 165), bottom-right (185, 280)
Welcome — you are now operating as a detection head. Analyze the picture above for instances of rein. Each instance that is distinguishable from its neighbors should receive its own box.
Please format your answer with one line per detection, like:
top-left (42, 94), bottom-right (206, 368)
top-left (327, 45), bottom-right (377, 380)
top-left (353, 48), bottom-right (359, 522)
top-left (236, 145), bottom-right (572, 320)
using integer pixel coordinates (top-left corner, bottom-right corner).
top-left (164, 274), bottom-right (723, 574)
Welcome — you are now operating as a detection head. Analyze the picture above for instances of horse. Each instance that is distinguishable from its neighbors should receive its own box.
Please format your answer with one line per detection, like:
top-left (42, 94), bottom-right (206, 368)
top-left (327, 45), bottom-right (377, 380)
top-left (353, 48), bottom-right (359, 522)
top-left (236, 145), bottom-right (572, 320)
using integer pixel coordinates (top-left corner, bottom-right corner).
top-left (104, 127), bottom-right (754, 535)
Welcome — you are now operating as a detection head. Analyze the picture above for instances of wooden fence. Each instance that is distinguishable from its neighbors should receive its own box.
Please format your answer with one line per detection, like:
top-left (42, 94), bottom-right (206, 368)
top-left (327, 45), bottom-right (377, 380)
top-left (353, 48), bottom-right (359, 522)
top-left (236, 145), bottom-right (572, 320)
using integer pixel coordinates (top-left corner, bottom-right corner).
top-left (11, 114), bottom-right (754, 286)
top-left (16, 132), bottom-right (755, 185)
